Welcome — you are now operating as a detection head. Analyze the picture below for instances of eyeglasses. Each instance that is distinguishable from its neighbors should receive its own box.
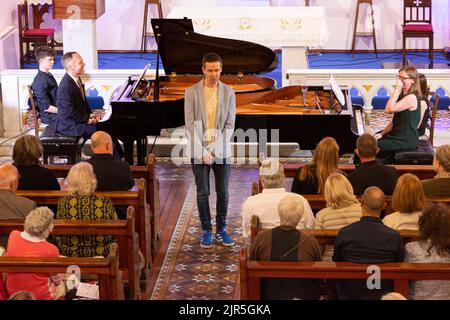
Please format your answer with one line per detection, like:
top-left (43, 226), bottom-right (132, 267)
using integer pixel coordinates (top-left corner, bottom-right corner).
top-left (396, 75), bottom-right (412, 80)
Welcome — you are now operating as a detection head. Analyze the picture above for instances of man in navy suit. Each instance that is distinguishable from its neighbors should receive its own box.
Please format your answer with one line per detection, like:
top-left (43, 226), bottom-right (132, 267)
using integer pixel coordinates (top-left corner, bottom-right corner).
top-left (56, 51), bottom-right (99, 139)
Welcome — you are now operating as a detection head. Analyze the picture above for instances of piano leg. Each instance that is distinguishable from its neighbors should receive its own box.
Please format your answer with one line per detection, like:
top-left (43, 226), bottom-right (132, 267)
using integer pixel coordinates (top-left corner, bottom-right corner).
top-left (136, 137), bottom-right (148, 166)
top-left (122, 137), bottom-right (135, 165)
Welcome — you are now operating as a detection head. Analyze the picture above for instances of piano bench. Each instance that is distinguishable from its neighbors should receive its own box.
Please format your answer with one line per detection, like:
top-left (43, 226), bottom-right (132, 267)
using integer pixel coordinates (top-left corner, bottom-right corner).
top-left (393, 140), bottom-right (434, 165)
top-left (39, 126), bottom-right (83, 165)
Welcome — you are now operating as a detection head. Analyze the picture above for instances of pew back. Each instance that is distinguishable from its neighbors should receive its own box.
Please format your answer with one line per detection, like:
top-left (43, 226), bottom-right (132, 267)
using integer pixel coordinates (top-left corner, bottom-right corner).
top-left (0, 207), bottom-right (140, 299)
top-left (0, 243), bottom-right (124, 300)
top-left (240, 248), bottom-right (450, 300)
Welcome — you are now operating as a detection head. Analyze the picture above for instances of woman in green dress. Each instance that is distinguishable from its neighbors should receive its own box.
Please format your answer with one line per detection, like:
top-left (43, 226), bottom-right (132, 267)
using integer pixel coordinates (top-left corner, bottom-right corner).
top-left (375, 66), bottom-right (426, 164)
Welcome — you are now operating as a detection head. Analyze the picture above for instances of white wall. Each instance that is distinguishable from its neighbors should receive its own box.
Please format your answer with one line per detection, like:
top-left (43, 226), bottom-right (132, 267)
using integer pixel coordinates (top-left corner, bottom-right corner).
top-left (1, 0), bottom-right (449, 52)
top-left (94, 0), bottom-right (450, 51)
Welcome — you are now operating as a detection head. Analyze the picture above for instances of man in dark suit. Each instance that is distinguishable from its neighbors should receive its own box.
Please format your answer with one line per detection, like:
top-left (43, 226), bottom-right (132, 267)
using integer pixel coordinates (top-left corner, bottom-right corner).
top-left (348, 134), bottom-right (398, 196)
top-left (31, 46), bottom-right (58, 127)
top-left (56, 51), bottom-right (99, 139)
top-left (87, 131), bottom-right (133, 219)
top-left (333, 187), bottom-right (405, 300)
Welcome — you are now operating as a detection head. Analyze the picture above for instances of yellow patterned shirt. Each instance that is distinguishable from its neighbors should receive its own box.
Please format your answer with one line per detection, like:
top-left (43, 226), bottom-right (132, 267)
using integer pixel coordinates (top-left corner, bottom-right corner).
top-left (56, 194), bottom-right (118, 257)
top-left (204, 85), bottom-right (218, 144)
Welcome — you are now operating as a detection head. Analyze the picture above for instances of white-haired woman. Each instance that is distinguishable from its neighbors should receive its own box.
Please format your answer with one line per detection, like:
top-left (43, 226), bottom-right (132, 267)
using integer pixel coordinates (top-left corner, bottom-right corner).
top-left (315, 173), bottom-right (362, 260)
top-left (250, 194), bottom-right (322, 300)
top-left (6, 207), bottom-right (65, 300)
top-left (56, 162), bottom-right (117, 257)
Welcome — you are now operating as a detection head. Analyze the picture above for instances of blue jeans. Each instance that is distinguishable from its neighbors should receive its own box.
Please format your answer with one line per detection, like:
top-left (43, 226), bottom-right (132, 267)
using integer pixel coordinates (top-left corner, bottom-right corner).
top-left (191, 160), bottom-right (230, 232)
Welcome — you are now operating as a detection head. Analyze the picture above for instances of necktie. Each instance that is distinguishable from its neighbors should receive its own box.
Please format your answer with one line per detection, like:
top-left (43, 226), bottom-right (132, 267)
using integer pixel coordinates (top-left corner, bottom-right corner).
top-left (77, 78), bottom-right (86, 101)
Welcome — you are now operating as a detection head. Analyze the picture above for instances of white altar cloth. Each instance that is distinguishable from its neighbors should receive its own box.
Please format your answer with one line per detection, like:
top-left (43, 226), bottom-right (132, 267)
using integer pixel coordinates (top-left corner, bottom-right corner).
top-left (167, 6), bottom-right (329, 86)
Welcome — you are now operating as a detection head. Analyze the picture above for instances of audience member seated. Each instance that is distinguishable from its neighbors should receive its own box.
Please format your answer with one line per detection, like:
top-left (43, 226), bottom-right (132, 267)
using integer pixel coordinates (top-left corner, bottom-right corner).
top-left (242, 159), bottom-right (315, 242)
top-left (31, 46), bottom-right (58, 127)
top-left (250, 194), bottom-right (322, 300)
top-left (6, 207), bottom-right (66, 300)
top-left (382, 173), bottom-right (425, 230)
top-left (56, 162), bottom-right (118, 257)
top-left (0, 246), bottom-right (7, 300)
top-left (0, 164), bottom-right (37, 247)
top-left (333, 187), bottom-right (405, 300)
top-left (347, 134), bottom-right (398, 196)
top-left (291, 137), bottom-right (342, 195)
top-left (86, 131), bottom-right (133, 219)
top-left (381, 292), bottom-right (407, 300)
top-left (12, 135), bottom-right (60, 190)
top-left (8, 291), bottom-right (36, 300)
top-left (421, 145), bottom-right (450, 196)
top-left (405, 203), bottom-right (450, 300)
top-left (315, 172), bottom-right (362, 260)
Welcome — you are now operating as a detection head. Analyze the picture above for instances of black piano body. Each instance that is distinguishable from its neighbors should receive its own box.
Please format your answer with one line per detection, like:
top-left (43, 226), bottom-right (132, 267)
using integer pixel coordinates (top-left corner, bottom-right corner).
top-left (234, 85), bottom-right (361, 155)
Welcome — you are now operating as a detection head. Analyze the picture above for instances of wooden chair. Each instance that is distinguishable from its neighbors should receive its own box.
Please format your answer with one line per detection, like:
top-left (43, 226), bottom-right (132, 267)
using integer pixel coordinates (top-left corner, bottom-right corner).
top-left (140, 0), bottom-right (163, 54)
top-left (394, 93), bottom-right (440, 164)
top-left (27, 85), bottom-right (82, 164)
top-left (351, 0), bottom-right (378, 58)
top-left (402, 0), bottom-right (434, 68)
top-left (17, 0), bottom-right (55, 68)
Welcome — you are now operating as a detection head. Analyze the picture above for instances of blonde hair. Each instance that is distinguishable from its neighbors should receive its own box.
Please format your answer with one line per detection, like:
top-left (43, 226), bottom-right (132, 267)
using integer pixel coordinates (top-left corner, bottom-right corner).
top-left (324, 172), bottom-right (359, 209)
top-left (435, 145), bottom-right (450, 172)
top-left (392, 173), bottom-right (426, 213)
top-left (259, 159), bottom-right (285, 189)
top-left (278, 194), bottom-right (304, 228)
top-left (24, 207), bottom-right (54, 239)
top-left (66, 162), bottom-right (97, 195)
top-left (299, 137), bottom-right (339, 194)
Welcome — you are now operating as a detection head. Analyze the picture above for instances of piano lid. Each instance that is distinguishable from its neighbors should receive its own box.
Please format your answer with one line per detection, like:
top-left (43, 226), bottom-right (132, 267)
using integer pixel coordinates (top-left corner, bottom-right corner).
top-left (151, 18), bottom-right (278, 75)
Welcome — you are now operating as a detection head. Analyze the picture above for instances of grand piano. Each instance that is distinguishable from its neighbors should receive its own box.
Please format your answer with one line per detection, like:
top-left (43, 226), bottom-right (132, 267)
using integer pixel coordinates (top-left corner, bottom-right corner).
top-left (235, 85), bottom-right (363, 155)
top-left (100, 19), bottom-right (362, 164)
top-left (99, 18), bottom-right (278, 164)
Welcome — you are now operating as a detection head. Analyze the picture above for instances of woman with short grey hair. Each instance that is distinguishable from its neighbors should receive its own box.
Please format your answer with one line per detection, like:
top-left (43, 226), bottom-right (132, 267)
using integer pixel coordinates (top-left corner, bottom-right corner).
top-left (7, 207), bottom-right (65, 300)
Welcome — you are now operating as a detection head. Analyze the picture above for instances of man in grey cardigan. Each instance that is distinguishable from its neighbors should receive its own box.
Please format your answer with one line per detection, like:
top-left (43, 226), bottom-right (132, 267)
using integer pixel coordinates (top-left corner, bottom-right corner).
top-left (184, 53), bottom-right (236, 248)
top-left (0, 164), bottom-right (37, 247)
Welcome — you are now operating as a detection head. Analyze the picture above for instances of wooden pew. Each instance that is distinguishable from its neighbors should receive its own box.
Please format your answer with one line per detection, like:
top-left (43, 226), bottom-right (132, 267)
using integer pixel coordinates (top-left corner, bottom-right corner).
top-left (251, 182), bottom-right (450, 215)
top-left (0, 207), bottom-right (141, 300)
top-left (250, 215), bottom-right (420, 245)
top-left (283, 163), bottom-right (436, 180)
top-left (0, 243), bottom-right (124, 300)
top-left (44, 153), bottom-right (160, 257)
top-left (240, 247), bottom-right (450, 300)
top-left (15, 178), bottom-right (152, 297)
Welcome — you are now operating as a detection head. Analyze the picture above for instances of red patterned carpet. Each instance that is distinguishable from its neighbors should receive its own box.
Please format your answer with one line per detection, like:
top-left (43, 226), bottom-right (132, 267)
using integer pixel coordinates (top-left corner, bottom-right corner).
top-left (151, 165), bottom-right (258, 300)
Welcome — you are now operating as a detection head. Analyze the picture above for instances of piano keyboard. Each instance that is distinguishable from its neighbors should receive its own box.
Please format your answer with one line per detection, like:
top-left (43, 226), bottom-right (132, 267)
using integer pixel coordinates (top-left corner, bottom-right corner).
top-left (354, 109), bottom-right (365, 136)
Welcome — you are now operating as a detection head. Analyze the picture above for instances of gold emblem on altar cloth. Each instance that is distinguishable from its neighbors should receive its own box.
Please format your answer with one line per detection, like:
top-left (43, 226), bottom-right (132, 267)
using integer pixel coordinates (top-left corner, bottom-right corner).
top-left (239, 18), bottom-right (253, 30)
top-left (193, 19), bottom-right (211, 32)
top-left (280, 18), bottom-right (302, 31)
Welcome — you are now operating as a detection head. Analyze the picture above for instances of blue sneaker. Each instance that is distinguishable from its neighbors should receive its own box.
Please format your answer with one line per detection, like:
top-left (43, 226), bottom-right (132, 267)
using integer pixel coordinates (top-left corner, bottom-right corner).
top-left (200, 231), bottom-right (213, 248)
top-left (215, 230), bottom-right (235, 246)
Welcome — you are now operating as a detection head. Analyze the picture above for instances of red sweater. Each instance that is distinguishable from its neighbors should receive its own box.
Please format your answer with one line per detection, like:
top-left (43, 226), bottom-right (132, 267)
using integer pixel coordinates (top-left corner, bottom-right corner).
top-left (6, 230), bottom-right (60, 300)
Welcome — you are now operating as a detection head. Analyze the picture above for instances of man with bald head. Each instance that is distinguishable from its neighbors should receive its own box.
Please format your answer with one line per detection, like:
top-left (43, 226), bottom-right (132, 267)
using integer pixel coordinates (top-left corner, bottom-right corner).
top-left (348, 134), bottom-right (398, 195)
top-left (86, 131), bottom-right (133, 219)
top-left (333, 187), bottom-right (405, 300)
top-left (87, 131), bottom-right (133, 191)
top-left (0, 164), bottom-right (36, 246)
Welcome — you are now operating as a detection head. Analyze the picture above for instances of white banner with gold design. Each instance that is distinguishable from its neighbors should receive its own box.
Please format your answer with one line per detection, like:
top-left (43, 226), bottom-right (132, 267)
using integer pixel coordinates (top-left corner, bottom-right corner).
top-left (167, 6), bottom-right (329, 48)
